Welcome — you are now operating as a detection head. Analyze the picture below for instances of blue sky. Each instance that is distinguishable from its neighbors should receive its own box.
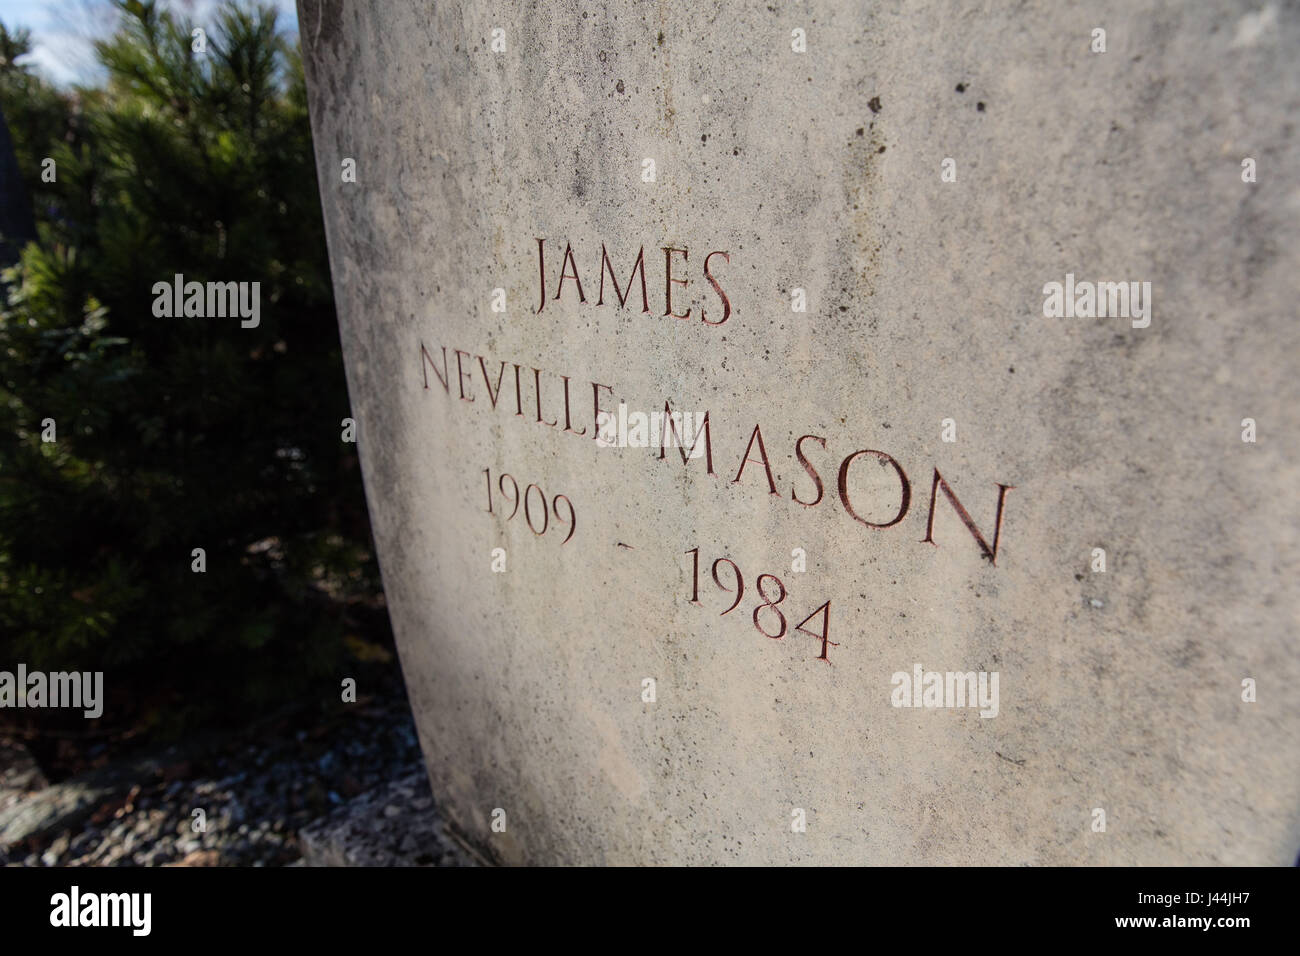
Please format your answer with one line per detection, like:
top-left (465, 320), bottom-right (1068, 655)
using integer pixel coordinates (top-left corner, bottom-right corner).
top-left (0, 0), bottom-right (299, 85)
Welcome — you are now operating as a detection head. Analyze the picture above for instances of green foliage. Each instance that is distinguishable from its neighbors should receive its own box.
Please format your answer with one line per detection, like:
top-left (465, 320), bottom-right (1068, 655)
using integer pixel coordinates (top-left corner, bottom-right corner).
top-left (0, 2), bottom-right (379, 734)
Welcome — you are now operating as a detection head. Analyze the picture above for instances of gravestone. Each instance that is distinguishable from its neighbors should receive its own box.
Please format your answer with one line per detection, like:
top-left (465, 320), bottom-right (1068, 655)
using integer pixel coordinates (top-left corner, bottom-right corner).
top-left (297, 0), bottom-right (1300, 864)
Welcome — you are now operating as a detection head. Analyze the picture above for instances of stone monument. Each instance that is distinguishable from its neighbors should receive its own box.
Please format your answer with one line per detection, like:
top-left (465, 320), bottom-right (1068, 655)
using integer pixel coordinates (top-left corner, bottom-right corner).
top-left (298, 0), bottom-right (1300, 864)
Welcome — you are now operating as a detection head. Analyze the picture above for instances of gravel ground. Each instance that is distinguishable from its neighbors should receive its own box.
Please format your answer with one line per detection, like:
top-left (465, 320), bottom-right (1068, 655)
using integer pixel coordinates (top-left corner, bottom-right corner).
top-left (299, 770), bottom-right (480, 866)
top-left (0, 679), bottom-right (430, 867)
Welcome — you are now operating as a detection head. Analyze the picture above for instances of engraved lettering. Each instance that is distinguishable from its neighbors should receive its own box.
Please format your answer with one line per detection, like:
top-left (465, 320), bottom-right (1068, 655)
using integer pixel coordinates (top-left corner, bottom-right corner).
top-left (663, 247), bottom-right (690, 319)
top-left (658, 402), bottom-right (715, 473)
top-left (561, 375), bottom-right (586, 435)
top-left (484, 466), bottom-right (575, 544)
top-left (733, 424), bottom-right (779, 496)
top-left (702, 250), bottom-right (731, 325)
top-left (454, 349), bottom-right (474, 402)
top-left (420, 342), bottom-right (449, 392)
top-left (922, 469), bottom-right (1014, 565)
top-left (555, 242), bottom-right (587, 303)
top-left (592, 382), bottom-right (615, 442)
top-left (533, 367), bottom-right (557, 427)
top-left (838, 449), bottom-right (910, 528)
top-left (792, 434), bottom-right (827, 507)
top-left (535, 237), bottom-right (547, 313)
top-left (478, 356), bottom-right (507, 409)
top-left (598, 243), bottom-right (650, 312)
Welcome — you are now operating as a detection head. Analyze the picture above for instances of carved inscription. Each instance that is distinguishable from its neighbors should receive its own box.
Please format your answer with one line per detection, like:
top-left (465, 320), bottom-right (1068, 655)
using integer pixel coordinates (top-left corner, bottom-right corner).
top-left (483, 467), bottom-right (576, 544)
top-left (686, 547), bottom-right (836, 663)
top-left (535, 238), bottom-right (732, 324)
top-left (421, 342), bottom-right (1014, 564)
top-left (424, 235), bottom-right (1018, 668)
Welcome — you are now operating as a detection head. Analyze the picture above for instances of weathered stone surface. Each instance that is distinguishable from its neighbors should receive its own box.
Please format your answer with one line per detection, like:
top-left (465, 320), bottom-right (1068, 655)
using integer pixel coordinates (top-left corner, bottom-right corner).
top-left (298, 0), bottom-right (1300, 864)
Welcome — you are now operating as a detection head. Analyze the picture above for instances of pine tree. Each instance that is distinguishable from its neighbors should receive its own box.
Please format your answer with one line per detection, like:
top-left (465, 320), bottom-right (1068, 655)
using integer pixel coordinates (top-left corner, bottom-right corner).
top-left (0, 1), bottom-right (379, 736)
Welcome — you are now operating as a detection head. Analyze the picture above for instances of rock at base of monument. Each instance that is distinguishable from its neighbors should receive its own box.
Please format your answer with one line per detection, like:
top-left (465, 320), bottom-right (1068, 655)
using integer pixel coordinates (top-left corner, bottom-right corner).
top-left (0, 738), bottom-right (48, 808)
top-left (0, 747), bottom-right (145, 852)
top-left (298, 771), bottom-right (483, 867)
